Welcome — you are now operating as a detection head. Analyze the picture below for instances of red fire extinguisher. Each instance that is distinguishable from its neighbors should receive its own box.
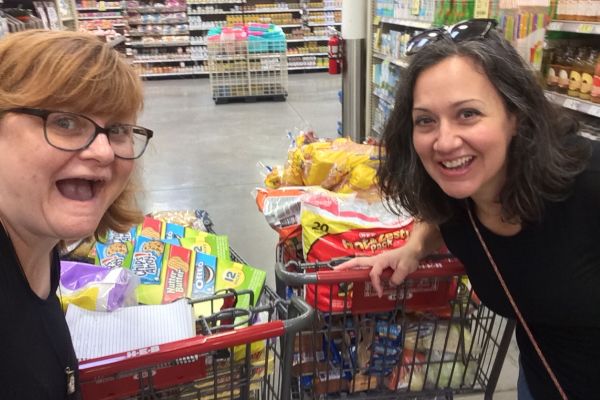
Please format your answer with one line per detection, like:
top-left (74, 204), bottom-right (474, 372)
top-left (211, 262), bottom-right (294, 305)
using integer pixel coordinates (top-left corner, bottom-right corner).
top-left (328, 31), bottom-right (342, 75)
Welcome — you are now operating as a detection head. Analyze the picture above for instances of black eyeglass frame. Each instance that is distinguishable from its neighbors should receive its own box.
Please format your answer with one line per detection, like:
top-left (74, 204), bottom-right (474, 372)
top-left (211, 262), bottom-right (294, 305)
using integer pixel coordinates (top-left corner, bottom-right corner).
top-left (7, 107), bottom-right (154, 160)
top-left (406, 18), bottom-right (499, 56)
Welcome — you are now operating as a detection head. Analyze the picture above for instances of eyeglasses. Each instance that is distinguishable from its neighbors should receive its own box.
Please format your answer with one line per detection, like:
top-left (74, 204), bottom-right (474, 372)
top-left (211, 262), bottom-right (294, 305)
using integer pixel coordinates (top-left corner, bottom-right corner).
top-left (406, 18), bottom-right (498, 56)
top-left (8, 107), bottom-right (153, 160)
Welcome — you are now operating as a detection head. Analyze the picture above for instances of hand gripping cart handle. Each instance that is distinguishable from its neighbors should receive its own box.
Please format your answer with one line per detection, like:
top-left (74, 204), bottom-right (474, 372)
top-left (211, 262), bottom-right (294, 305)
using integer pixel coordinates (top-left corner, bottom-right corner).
top-left (79, 293), bottom-right (313, 400)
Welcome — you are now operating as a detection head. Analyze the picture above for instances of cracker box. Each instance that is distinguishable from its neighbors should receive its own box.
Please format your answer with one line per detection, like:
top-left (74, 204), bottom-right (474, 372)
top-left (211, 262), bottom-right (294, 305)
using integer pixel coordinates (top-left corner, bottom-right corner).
top-left (95, 241), bottom-right (133, 269)
top-left (162, 244), bottom-right (192, 304)
top-left (131, 236), bottom-right (166, 284)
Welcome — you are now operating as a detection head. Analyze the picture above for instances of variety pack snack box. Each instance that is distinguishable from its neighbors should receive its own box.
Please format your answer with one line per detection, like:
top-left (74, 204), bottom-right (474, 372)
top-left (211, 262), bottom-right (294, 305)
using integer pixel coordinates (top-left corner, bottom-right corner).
top-left (92, 216), bottom-right (265, 315)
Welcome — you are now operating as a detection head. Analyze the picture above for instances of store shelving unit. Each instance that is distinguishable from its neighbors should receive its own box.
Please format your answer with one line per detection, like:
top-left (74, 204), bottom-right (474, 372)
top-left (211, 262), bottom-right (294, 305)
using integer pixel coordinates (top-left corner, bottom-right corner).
top-left (76, 1), bottom-right (126, 36)
top-left (126, 0), bottom-right (207, 77)
top-left (366, 0), bottom-right (436, 139)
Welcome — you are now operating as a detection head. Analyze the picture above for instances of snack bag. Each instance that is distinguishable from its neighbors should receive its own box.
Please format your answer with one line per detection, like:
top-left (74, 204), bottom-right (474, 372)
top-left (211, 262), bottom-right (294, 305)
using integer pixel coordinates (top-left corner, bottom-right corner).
top-left (106, 226), bottom-right (138, 244)
top-left (59, 261), bottom-right (139, 312)
top-left (95, 241), bottom-right (134, 269)
top-left (131, 236), bottom-right (166, 284)
top-left (162, 244), bottom-right (192, 303)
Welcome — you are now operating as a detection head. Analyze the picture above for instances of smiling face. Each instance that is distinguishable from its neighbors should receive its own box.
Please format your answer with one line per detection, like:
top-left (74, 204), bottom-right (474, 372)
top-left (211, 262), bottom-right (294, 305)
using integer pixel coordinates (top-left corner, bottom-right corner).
top-left (0, 110), bottom-right (134, 242)
top-left (411, 56), bottom-right (517, 204)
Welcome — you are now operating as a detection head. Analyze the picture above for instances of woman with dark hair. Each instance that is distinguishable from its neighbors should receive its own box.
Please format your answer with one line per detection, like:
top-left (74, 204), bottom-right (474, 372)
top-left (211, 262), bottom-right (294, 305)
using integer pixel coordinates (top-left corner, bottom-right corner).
top-left (339, 19), bottom-right (599, 399)
top-left (0, 30), bottom-right (153, 398)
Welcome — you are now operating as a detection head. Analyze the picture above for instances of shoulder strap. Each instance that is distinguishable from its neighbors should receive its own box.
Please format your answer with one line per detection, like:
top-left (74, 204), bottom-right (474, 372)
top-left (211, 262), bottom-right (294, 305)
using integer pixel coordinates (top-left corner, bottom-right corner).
top-left (466, 207), bottom-right (568, 400)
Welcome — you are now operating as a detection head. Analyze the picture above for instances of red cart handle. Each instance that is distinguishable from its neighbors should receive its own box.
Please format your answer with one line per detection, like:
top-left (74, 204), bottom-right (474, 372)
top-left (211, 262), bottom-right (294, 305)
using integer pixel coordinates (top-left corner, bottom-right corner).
top-left (276, 255), bottom-right (465, 286)
top-left (80, 296), bottom-right (312, 380)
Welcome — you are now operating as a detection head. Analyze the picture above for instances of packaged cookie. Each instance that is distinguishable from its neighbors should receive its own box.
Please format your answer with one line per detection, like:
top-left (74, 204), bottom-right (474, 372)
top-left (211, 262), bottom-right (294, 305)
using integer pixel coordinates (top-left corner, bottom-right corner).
top-left (95, 241), bottom-right (133, 269)
top-left (131, 236), bottom-right (166, 284)
top-left (188, 251), bottom-right (217, 300)
top-left (139, 216), bottom-right (163, 239)
top-left (164, 222), bottom-right (185, 245)
top-left (162, 244), bottom-right (192, 303)
top-left (106, 226), bottom-right (138, 244)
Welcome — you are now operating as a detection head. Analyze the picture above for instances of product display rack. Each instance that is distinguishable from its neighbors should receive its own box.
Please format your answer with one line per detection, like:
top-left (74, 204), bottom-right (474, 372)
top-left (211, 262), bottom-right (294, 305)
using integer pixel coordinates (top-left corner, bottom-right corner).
top-left (76, 1), bottom-right (126, 36)
top-left (126, 0), bottom-right (341, 78)
top-left (367, 0), bottom-right (600, 142)
top-left (126, 0), bottom-right (207, 78)
top-left (367, 0), bottom-right (437, 139)
top-left (208, 37), bottom-right (288, 103)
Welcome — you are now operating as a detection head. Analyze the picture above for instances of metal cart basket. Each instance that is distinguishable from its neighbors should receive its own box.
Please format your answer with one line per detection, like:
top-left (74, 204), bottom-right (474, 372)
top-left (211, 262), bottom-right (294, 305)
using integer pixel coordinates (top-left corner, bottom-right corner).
top-left (275, 247), bottom-right (516, 400)
top-left (79, 287), bottom-right (312, 400)
top-left (208, 37), bottom-right (288, 104)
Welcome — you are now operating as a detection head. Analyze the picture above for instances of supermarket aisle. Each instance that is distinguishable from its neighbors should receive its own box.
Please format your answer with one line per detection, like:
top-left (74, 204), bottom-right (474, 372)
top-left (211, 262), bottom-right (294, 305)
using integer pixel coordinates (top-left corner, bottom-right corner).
top-left (138, 72), bottom-right (341, 281)
top-left (137, 72), bottom-right (519, 399)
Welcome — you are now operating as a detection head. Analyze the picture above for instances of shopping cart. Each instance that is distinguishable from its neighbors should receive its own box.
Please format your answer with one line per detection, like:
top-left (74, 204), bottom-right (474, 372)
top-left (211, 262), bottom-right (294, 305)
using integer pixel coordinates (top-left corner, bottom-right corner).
top-left (79, 286), bottom-right (312, 400)
top-left (275, 246), bottom-right (516, 400)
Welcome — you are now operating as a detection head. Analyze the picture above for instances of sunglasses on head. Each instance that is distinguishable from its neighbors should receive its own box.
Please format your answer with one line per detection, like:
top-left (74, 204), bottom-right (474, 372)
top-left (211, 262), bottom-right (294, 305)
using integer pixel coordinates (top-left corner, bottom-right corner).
top-left (406, 18), bottom-right (498, 56)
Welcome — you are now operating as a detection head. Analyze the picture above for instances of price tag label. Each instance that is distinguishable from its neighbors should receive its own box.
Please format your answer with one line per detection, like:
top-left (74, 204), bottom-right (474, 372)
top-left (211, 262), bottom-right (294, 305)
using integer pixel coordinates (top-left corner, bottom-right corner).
top-left (589, 105), bottom-right (600, 118)
top-left (98, 1), bottom-right (106, 11)
top-left (411, 0), bottom-right (421, 16)
top-left (547, 21), bottom-right (561, 31)
top-left (563, 98), bottom-right (579, 111)
top-left (577, 24), bottom-right (593, 33)
top-left (474, 0), bottom-right (490, 18)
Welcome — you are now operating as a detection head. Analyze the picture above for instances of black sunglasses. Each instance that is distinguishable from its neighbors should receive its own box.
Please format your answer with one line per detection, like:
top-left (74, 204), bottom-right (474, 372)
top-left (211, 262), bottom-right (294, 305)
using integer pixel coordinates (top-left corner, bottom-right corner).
top-left (406, 18), bottom-right (498, 56)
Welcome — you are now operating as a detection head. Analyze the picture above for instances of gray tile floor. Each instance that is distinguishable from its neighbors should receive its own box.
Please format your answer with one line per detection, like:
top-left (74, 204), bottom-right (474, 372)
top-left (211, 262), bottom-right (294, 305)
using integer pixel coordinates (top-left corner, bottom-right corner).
top-left (137, 72), bottom-right (519, 399)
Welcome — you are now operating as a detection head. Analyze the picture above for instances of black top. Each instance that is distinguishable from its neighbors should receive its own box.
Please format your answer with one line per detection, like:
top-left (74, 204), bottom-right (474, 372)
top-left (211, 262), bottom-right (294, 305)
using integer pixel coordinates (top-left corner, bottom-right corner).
top-left (439, 138), bottom-right (600, 399)
top-left (0, 225), bottom-right (80, 399)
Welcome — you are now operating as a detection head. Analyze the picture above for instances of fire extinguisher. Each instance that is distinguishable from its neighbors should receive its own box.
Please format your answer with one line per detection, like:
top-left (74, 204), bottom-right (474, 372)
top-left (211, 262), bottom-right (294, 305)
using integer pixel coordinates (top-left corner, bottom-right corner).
top-left (328, 30), bottom-right (342, 75)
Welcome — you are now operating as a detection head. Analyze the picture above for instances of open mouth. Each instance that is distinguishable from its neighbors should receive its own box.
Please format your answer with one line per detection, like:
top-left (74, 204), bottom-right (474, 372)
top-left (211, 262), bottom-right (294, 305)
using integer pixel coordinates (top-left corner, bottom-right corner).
top-left (56, 178), bottom-right (104, 201)
top-left (440, 156), bottom-right (474, 170)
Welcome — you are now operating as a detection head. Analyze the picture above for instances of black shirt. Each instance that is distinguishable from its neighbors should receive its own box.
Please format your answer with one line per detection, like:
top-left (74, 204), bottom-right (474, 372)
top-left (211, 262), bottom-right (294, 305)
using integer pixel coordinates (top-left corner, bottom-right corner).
top-left (439, 139), bottom-right (600, 399)
top-left (0, 225), bottom-right (80, 399)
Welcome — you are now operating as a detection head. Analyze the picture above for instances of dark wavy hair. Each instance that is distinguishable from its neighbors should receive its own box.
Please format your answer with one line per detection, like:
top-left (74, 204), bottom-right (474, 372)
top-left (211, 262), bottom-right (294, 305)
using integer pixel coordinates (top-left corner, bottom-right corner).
top-left (378, 29), bottom-right (591, 224)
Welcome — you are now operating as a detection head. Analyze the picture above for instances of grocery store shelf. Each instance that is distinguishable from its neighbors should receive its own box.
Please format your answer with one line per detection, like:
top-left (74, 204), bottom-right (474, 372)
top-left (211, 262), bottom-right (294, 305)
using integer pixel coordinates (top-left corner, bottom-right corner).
top-left (190, 42), bottom-right (207, 46)
top-left (129, 20), bottom-right (188, 25)
top-left (308, 22), bottom-right (341, 27)
top-left (547, 20), bottom-right (600, 35)
top-left (189, 26), bottom-right (222, 30)
top-left (140, 71), bottom-right (208, 77)
top-left (287, 52), bottom-right (327, 57)
top-left (289, 66), bottom-right (328, 70)
top-left (278, 24), bottom-right (303, 28)
top-left (79, 15), bottom-right (123, 20)
top-left (380, 17), bottom-right (432, 29)
top-left (373, 89), bottom-right (395, 106)
top-left (242, 8), bottom-right (300, 13)
top-left (373, 52), bottom-right (409, 68)
top-left (127, 7), bottom-right (187, 13)
top-left (62, 17), bottom-right (75, 21)
top-left (129, 41), bottom-right (190, 47)
top-left (188, 11), bottom-right (240, 15)
top-left (545, 91), bottom-right (600, 118)
top-left (186, 0), bottom-right (245, 4)
top-left (132, 58), bottom-right (193, 63)
top-left (307, 7), bottom-right (342, 11)
top-left (76, 7), bottom-right (122, 11)
top-left (286, 36), bottom-right (329, 43)
top-left (127, 32), bottom-right (190, 37)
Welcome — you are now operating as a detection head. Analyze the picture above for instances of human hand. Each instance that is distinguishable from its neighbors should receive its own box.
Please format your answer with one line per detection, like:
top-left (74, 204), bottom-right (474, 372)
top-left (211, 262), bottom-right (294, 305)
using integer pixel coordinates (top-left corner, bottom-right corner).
top-left (335, 247), bottom-right (420, 298)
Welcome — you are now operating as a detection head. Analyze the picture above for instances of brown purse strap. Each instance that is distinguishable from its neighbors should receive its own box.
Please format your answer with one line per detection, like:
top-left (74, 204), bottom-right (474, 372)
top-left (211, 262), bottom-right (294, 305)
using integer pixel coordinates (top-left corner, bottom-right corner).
top-left (466, 206), bottom-right (568, 400)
